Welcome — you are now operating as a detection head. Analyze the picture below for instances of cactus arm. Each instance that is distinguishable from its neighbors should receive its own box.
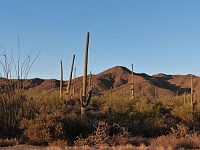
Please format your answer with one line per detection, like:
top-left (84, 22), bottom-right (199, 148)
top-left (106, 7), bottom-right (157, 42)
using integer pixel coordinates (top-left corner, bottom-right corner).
top-left (85, 87), bottom-right (92, 106)
top-left (80, 88), bottom-right (83, 105)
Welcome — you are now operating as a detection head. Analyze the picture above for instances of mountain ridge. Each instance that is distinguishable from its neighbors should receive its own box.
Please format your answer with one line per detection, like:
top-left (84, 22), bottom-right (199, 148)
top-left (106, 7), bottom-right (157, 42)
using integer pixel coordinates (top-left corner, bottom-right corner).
top-left (0, 66), bottom-right (198, 99)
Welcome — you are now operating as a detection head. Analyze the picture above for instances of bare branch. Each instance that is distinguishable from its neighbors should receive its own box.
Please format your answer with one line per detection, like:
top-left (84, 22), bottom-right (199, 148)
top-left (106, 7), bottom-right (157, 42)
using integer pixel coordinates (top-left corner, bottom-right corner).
top-left (24, 49), bottom-right (41, 79)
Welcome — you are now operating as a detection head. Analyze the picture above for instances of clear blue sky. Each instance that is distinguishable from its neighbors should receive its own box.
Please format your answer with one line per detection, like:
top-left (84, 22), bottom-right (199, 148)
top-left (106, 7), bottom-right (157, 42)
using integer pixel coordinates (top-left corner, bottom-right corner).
top-left (0, 0), bottom-right (200, 79)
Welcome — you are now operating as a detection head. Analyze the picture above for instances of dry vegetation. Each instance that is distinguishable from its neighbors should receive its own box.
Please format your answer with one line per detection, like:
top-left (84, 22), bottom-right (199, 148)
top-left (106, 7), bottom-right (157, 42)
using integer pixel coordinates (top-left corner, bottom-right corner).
top-left (1, 73), bottom-right (200, 149)
top-left (1, 35), bottom-right (200, 149)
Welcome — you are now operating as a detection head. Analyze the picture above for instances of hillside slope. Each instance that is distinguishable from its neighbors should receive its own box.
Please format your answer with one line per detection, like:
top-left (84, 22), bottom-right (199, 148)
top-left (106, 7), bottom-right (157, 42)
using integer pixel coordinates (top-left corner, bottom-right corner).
top-left (0, 66), bottom-right (198, 100)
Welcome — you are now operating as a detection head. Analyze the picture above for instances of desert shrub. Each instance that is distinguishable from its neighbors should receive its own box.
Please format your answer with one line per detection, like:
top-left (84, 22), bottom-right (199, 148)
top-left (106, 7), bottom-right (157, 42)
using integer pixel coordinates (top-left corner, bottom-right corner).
top-left (25, 90), bottom-right (63, 114)
top-left (48, 139), bottom-right (67, 148)
top-left (159, 94), bottom-right (185, 108)
top-left (101, 91), bottom-right (132, 115)
top-left (175, 136), bottom-right (200, 149)
top-left (192, 102), bottom-right (200, 121)
top-left (151, 123), bottom-right (200, 149)
top-left (170, 123), bottom-right (197, 138)
top-left (141, 117), bottom-right (171, 137)
top-left (74, 121), bottom-right (129, 147)
top-left (150, 135), bottom-right (176, 149)
top-left (62, 113), bottom-right (93, 145)
top-left (151, 135), bottom-right (200, 149)
top-left (126, 137), bottom-right (150, 147)
top-left (132, 98), bottom-right (163, 120)
top-left (89, 96), bottom-right (104, 109)
top-left (108, 122), bottom-right (128, 136)
top-left (108, 123), bottom-right (129, 146)
top-left (171, 103), bottom-right (193, 121)
top-left (19, 112), bottom-right (65, 145)
top-left (0, 138), bottom-right (18, 147)
top-left (75, 121), bottom-right (109, 147)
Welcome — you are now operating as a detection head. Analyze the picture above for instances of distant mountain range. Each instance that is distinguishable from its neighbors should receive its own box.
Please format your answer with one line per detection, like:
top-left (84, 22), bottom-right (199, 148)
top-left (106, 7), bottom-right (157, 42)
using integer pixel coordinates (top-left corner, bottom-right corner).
top-left (1, 66), bottom-right (198, 100)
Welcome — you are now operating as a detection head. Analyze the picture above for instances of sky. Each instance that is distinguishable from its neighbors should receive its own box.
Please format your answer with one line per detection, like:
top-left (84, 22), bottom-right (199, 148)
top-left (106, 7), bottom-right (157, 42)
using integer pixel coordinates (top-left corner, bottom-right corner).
top-left (0, 0), bottom-right (200, 79)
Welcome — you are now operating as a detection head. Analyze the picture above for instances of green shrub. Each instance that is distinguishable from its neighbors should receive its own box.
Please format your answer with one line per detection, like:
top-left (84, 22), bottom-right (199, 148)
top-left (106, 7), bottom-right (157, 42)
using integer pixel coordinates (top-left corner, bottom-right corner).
top-left (132, 98), bottom-right (163, 119)
top-left (172, 103), bottom-right (193, 121)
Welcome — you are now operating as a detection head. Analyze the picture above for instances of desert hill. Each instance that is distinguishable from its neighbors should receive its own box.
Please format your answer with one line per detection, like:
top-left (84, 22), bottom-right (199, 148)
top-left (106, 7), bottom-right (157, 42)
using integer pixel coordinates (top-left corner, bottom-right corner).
top-left (0, 66), bottom-right (198, 100)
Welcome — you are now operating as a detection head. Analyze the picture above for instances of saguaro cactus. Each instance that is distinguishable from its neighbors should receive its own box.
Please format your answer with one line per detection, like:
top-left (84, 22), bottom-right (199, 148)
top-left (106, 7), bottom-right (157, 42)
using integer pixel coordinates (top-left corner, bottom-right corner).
top-left (72, 67), bottom-right (76, 96)
top-left (183, 92), bottom-right (186, 105)
top-left (60, 60), bottom-right (63, 99)
top-left (131, 64), bottom-right (134, 99)
top-left (191, 75), bottom-right (195, 110)
top-left (80, 32), bottom-right (92, 118)
top-left (66, 54), bottom-right (75, 94)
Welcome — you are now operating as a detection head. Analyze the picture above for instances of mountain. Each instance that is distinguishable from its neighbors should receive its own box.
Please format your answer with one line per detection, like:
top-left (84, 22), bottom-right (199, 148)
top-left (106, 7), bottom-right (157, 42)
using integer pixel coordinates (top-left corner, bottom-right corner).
top-left (0, 66), bottom-right (198, 99)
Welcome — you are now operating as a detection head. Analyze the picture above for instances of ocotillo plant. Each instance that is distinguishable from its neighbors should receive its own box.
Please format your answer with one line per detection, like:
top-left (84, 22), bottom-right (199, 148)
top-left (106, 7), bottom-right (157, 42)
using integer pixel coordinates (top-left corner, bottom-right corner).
top-left (66, 54), bottom-right (75, 94)
top-left (0, 45), bottom-right (39, 137)
top-left (80, 32), bottom-right (92, 118)
top-left (60, 60), bottom-right (63, 99)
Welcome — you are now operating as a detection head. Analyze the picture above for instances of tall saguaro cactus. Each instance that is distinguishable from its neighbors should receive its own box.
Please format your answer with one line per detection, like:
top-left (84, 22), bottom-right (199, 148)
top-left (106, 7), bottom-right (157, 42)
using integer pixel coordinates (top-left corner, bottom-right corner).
top-left (60, 60), bottom-right (63, 99)
top-left (72, 67), bottom-right (76, 96)
top-left (184, 92), bottom-right (186, 105)
top-left (66, 54), bottom-right (75, 94)
top-left (131, 64), bottom-right (134, 99)
top-left (191, 75), bottom-right (195, 110)
top-left (80, 32), bottom-right (92, 118)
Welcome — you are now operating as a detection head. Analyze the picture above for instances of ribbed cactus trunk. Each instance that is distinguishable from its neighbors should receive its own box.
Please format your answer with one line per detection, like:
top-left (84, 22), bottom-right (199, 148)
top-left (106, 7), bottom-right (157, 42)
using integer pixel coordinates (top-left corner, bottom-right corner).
top-left (184, 92), bottom-right (186, 105)
top-left (191, 75), bottom-right (195, 111)
top-left (60, 60), bottom-right (63, 99)
top-left (131, 64), bottom-right (134, 99)
top-left (83, 33), bottom-right (89, 101)
top-left (66, 54), bottom-right (75, 94)
top-left (72, 67), bottom-right (76, 96)
top-left (80, 32), bottom-right (92, 118)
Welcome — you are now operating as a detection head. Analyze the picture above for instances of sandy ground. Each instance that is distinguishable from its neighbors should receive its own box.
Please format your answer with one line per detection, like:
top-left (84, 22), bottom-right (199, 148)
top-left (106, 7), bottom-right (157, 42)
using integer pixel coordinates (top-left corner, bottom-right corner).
top-left (0, 145), bottom-right (100, 150)
top-left (0, 145), bottom-right (45, 150)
